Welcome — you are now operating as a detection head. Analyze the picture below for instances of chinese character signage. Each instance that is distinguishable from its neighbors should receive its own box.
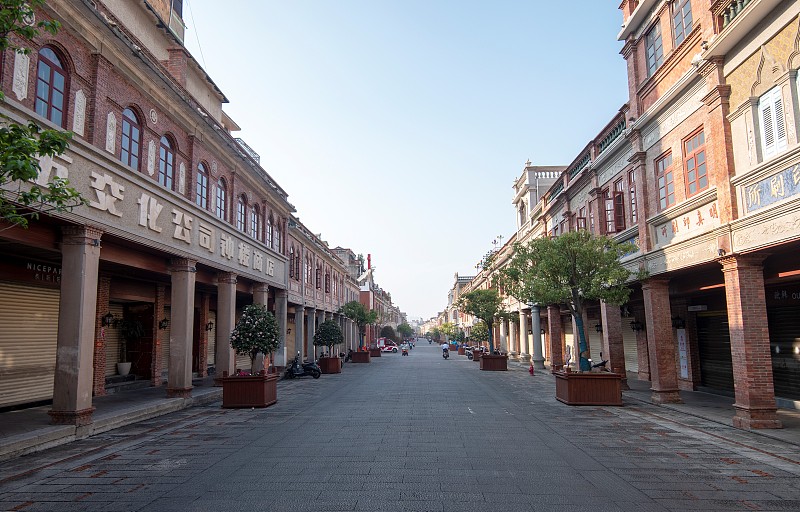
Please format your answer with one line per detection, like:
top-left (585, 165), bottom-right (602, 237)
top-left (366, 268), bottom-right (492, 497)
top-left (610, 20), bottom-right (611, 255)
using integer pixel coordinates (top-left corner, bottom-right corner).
top-left (743, 163), bottom-right (800, 214)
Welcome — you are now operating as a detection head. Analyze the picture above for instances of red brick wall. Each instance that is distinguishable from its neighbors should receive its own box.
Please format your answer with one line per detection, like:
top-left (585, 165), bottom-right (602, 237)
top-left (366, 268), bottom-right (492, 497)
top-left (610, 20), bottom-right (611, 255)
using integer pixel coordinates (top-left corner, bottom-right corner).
top-left (93, 276), bottom-right (111, 396)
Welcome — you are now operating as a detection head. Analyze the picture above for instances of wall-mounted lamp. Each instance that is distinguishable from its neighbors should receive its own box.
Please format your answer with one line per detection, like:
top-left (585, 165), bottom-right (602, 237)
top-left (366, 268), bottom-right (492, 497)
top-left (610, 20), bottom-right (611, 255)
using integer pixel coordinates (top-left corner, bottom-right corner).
top-left (286, 327), bottom-right (292, 336)
top-left (718, 248), bottom-right (727, 257)
top-left (630, 320), bottom-right (644, 332)
top-left (540, 328), bottom-right (546, 335)
top-left (527, 328), bottom-right (532, 334)
top-left (595, 323), bottom-right (603, 333)
top-left (205, 321), bottom-right (214, 332)
top-left (102, 312), bottom-right (115, 327)
top-left (158, 317), bottom-right (169, 330)
top-left (672, 316), bottom-right (686, 329)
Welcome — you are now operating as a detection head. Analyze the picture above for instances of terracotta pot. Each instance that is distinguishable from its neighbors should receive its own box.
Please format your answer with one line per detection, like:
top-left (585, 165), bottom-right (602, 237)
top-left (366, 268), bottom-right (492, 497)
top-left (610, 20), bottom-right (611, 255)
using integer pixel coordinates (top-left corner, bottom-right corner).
top-left (319, 356), bottom-right (342, 374)
top-left (220, 373), bottom-right (277, 408)
top-left (554, 371), bottom-right (622, 406)
top-left (479, 354), bottom-right (508, 371)
top-left (351, 351), bottom-right (371, 363)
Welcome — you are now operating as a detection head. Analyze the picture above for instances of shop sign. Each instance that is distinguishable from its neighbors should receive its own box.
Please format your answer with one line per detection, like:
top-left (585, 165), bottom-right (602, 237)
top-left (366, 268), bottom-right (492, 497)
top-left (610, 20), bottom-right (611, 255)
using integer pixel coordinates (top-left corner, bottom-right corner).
top-left (743, 162), bottom-right (800, 214)
top-left (677, 328), bottom-right (688, 379)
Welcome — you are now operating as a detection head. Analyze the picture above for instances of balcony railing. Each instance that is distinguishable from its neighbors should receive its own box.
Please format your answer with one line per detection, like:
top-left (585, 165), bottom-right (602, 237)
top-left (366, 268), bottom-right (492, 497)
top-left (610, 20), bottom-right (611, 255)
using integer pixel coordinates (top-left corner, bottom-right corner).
top-left (721, 0), bottom-right (752, 29)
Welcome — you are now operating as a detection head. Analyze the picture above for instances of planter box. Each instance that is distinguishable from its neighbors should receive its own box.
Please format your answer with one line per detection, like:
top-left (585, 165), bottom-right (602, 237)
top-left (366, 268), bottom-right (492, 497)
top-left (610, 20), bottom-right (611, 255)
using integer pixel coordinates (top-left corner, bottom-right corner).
top-left (473, 353), bottom-right (482, 362)
top-left (221, 373), bottom-right (277, 408)
top-left (554, 371), bottom-right (622, 406)
top-left (351, 351), bottom-right (371, 363)
top-left (319, 356), bottom-right (341, 374)
top-left (369, 348), bottom-right (382, 357)
top-left (457, 347), bottom-right (466, 355)
top-left (480, 354), bottom-right (508, 371)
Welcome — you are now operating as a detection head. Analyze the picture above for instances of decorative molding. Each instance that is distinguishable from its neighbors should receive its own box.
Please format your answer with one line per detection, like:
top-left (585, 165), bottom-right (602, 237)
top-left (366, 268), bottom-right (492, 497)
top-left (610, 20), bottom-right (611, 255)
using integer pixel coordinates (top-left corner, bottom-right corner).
top-left (105, 112), bottom-right (116, 154)
top-left (149, 108), bottom-right (158, 124)
top-left (72, 90), bottom-right (86, 136)
top-left (147, 140), bottom-right (156, 176)
top-left (12, 52), bottom-right (29, 101)
top-left (178, 162), bottom-right (186, 194)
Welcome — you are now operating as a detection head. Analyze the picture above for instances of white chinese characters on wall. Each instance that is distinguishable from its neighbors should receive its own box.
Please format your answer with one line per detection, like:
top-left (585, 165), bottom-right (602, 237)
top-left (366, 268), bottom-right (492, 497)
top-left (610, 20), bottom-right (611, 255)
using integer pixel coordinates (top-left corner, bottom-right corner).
top-left (653, 201), bottom-right (720, 249)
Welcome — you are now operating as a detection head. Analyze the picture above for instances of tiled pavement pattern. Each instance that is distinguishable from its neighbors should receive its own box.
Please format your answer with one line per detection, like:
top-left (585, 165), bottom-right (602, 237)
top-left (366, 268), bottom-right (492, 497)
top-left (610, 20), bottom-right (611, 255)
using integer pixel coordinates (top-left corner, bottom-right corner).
top-left (1, 344), bottom-right (800, 512)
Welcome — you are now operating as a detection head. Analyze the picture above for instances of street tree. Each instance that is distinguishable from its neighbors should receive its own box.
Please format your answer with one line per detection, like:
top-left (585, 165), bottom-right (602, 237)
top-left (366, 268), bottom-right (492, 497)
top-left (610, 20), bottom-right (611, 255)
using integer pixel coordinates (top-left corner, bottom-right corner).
top-left (339, 301), bottom-right (378, 349)
top-left (396, 322), bottom-right (413, 339)
top-left (455, 289), bottom-right (506, 353)
top-left (498, 230), bottom-right (634, 371)
top-left (470, 321), bottom-right (489, 346)
top-left (0, 0), bottom-right (84, 229)
top-left (438, 322), bottom-right (457, 342)
top-left (314, 320), bottom-right (344, 357)
top-left (229, 304), bottom-right (280, 373)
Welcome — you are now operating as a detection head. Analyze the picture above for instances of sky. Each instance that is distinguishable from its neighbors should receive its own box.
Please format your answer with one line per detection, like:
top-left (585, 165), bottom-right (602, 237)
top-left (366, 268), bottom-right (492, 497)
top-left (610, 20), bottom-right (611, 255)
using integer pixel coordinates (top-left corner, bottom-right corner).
top-left (183, 1), bottom-right (629, 321)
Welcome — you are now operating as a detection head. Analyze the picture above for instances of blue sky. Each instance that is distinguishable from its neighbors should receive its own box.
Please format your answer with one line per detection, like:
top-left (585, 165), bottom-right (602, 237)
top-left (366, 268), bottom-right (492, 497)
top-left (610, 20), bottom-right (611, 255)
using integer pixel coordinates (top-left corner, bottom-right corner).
top-left (184, 1), bottom-right (629, 320)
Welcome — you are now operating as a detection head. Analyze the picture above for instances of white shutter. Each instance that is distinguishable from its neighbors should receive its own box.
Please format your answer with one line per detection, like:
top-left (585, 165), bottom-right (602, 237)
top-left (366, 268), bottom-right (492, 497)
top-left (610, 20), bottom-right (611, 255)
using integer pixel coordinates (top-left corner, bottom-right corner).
top-left (759, 87), bottom-right (787, 159)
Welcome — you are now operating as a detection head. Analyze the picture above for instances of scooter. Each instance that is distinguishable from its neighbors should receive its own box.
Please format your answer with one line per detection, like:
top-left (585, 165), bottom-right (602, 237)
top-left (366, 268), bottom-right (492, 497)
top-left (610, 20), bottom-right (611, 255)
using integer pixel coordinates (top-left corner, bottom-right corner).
top-left (442, 348), bottom-right (449, 359)
top-left (284, 352), bottom-right (321, 379)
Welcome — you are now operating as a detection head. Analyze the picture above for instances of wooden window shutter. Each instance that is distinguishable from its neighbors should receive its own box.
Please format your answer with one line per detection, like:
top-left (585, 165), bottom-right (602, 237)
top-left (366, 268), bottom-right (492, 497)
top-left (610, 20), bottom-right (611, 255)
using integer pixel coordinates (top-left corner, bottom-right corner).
top-left (613, 192), bottom-right (626, 232)
top-left (759, 87), bottom-right (787, 159)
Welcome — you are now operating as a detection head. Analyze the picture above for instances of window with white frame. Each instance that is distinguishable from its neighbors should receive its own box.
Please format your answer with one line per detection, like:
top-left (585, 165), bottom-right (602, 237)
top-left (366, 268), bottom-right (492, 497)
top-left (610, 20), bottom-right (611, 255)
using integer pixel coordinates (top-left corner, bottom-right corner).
top-left (758, 86), bottom-right (788, 160)
top-left (645, 22), bottom-right (663, 77)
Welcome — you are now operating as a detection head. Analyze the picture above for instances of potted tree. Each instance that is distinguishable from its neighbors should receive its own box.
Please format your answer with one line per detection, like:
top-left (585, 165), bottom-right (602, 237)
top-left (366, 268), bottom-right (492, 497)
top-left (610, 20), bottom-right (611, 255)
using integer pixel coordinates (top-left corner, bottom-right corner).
top-left (499, 230), bottom-right (633, 405)
top-left (221, 303), bottom-right (280, 408)
top-left (116, 318), bottom-right (144, 377)
top-left (470, 321), bottom-right (489, 362)
top-left (340, 301), bottom-right (378, 363)
top-left (314, 320), bottom-right (344, 374)
top-left (456, 289), bottom-right (508, 371)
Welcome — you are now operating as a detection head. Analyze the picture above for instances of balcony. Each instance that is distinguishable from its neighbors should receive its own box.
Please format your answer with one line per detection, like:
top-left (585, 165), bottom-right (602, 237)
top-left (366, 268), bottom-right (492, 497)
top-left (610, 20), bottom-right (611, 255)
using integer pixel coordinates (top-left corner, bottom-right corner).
top-left (720, 0), bottom-right (752, 29)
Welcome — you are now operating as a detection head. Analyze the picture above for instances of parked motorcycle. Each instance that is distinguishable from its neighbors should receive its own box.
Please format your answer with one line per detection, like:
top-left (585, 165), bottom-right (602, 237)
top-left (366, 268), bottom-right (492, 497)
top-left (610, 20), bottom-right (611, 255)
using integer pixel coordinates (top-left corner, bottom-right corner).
top-left (284, 352), bottom-right (321, 379)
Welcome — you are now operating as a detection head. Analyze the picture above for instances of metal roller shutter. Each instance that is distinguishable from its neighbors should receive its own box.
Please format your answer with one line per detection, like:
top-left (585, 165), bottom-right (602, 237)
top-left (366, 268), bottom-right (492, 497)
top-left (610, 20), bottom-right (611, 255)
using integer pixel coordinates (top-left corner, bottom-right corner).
top-left (622, 316), bottom-right (638, 373)
top-left (0, 282), bottom-right (60, 407)
top-left (161, 307), bottom-right (171, 377)
top-left (697, 313), bottom-right (734, 392)
top-left (767, 306), bottom-right (800, 400)
top-left (104, 303), bottom-right (125, 377)
top-left (207, 311), bottom-right (216, 366)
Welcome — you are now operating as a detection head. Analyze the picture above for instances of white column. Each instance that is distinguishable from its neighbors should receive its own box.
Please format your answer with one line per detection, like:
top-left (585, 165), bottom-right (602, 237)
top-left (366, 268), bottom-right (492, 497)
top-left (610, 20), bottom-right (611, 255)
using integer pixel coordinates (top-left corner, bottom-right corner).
top-left (531, 304), bottom-right (545, 370)
top-left (167, 258), bottom-right (197, 397)
top-left (275, 290), bottom-right (288, 367)
top-left (215, 272), bottom-right (237, 378)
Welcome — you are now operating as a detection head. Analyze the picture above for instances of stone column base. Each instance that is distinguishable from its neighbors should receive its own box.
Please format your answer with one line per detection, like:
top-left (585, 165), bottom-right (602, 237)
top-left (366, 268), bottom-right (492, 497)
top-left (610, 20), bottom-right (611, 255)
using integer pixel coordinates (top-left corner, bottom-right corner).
top-left (651, 389), bottom-right (682, 404)
top-left (166, 386), bottom-right (193, 398)
top-left (733, 405), bottom-right (782, 430)
top-left (509, 351), bottom-right (519, 361)
top-left (531, 356), bottom-right (545, 370)
top-left (48, 407), bottom-right (95, 426)
top-left (519, 353), bottom-right (531, 362)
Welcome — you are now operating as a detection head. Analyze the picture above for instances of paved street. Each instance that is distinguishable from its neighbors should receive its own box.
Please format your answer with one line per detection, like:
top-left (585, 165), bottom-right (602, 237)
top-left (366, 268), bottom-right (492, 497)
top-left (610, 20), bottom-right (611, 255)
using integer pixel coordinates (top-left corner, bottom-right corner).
top-left (2, 343), bottom-right (800, 512)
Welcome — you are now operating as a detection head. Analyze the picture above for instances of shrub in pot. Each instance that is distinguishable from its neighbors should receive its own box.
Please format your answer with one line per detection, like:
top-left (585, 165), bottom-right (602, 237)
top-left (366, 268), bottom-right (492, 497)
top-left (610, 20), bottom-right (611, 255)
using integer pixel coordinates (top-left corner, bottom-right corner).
top-left (314, 320), bottom-right (344, 374)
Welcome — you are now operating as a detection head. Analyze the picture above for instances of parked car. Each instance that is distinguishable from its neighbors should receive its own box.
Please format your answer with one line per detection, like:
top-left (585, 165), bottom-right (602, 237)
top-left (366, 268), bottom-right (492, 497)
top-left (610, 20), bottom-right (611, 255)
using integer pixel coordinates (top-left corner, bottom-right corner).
top-left (379, 339), bottom-right (399, 353)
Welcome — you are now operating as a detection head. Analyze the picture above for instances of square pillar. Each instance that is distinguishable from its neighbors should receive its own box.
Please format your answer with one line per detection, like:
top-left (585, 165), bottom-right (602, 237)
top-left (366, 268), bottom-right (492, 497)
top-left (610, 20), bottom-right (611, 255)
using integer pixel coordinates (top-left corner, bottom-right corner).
top-left (547, 305), bottom-right (564, 369)
top-left (306, 308), bottom-right (316, 360)
top-left (293, 306), bottom-right (305, 360)
top-left (197, 293), bottom-right (210, 377)
top-left (642, 279), bottom-right (681, 403)
top-left (215, 272), bottom-right (237, 378)
top-left (166, 258), bottom-right (196, 398)
top-left (721, 256), bottom-right (781, 429)
top-left (600, 301), bottom-right (627, 389)
top-left (152, 283), bottom-right (166, 386)
top-left (274, 289), bottom-right (288, 367)
top-left (49, 226), bottom-right (102, 426)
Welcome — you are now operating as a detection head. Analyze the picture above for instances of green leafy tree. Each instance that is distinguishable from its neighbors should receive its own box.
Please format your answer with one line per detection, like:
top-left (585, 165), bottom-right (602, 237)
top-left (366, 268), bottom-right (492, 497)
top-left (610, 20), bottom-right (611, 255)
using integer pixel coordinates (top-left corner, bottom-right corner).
top-left (396, 322), bottom-right (413, 338)
top-left (428, 326), bottom-right (441, 341)
top-left (469, 321), bottom-right (489, 346)
top-left (499, 230), bottom-right (633, 371)
top-left (439, 322), bottom-right (457, 342)
top-left (455, 289), bottom-right (506, 353)
top-left (379, 325), bottom-right (399, 343)
top-left (229, 304), bottom-right (280, 372)
top-left (314, 320), bottom-right (344, 356)
top-left (0, 0), bottom-right (84, 229)
top-left (339, 300), bottom-right (378, 349)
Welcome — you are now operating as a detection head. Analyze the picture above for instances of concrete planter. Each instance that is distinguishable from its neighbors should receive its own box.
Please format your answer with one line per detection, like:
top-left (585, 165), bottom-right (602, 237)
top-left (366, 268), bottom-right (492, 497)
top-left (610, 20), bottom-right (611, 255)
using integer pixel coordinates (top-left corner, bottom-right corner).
top-left (369, 348), bottom-right (382, 357)
top-left (554, 370), bottom-right (622, 406)
top-left (479, 354), bottom-right (508, 371)
top-left (318, 356), bottom-right (341, 374)
top-left (351, 351), bottom-right (371, 363)
top-left (220, 372), bottom-right (277, 408)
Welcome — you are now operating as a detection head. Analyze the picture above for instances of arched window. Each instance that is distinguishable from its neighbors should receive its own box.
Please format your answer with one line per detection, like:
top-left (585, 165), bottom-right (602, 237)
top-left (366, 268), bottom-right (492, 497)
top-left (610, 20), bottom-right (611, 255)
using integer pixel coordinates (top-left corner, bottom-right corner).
top-left (305, 256), bottom-right (312, 284)
top-left (158, 136), bottom-right (175, 190)
top-left (274, 224), bottom-right (282, 253)
top-left (315, 264), bottom-right (322, 289)
top-left (196, 162), bottom-right (209, 209)
top-left (289, 245), bottom-right (295, 278)
top-left (266, 215), bottom-right (274, 249)
top-left (324, 271), bottom-right (330, 293)
top-left (121, 108), bottom-right (141, 170)
top-left (237, 195), bottom-right (247, 232)
top-left (250, 204), bottom-right (260, 239)
top-left (35, 47), bottom-right (67, 127)
top-left (215, 179), bottom-right (227, 220)
top-left (295, 252), bottom-right (301, 281)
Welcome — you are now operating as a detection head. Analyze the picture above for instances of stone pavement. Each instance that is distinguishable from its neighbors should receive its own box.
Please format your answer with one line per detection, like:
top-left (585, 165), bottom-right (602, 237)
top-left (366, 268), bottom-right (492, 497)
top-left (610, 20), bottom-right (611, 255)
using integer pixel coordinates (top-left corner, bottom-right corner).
top-left (1, 344), bottom-right (800, 511)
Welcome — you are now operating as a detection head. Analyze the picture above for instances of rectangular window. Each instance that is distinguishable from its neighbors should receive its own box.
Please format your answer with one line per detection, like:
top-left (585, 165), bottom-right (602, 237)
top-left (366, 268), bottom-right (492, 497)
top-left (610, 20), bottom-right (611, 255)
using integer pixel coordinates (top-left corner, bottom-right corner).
top-left (656, 152), bottom-right (675, 210)
top-left (588, 200), bottom-right (596, 233)
top-left (645, 22), bottom-right (663, 76)
top-left (613, 179), bottom-right (625, 232)
top-left (758, 86), bottom-right (788, 159)
top-left (628, 170), bottom-right (637, 224)
top-left (684, 129), bottom-right (707, 197)
top-left (673, 0), bottom-right (692, 46)
top-left (316, 267), bottom-right (322, 289)
top-left (603, 188), bottom-right (615, 234)
top-left (577, 206), bottom-right (587, 230)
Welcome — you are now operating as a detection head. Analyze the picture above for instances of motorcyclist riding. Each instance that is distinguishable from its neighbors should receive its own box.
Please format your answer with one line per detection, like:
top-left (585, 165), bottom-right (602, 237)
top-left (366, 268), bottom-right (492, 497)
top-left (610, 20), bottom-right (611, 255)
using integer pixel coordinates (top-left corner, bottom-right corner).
top-left (441, 342), bottom-right (449, 359)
